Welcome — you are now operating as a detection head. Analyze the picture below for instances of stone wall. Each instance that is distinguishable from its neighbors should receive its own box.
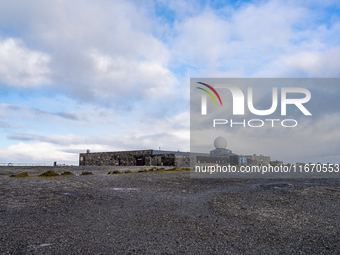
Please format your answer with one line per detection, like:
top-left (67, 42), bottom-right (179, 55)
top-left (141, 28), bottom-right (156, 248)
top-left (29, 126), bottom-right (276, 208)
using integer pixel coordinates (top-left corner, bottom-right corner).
top-left (79, 150), bottom-right (188, 167)
top-left (175, 155), bottom-right (190, 167)
top-left (148, 154), bottom-right (176, 166)
top-left (247, 155), bottom-right (270, 165)
top-left (79, 150), bottom-right (154, 166)
top-left (79, 150), bottom-right (273, 167)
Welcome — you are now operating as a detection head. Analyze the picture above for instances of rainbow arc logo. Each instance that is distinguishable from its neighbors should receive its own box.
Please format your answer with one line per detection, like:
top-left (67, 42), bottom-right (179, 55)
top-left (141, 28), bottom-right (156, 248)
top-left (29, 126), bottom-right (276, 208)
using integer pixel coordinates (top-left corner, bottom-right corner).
top-left (196, 82), bottom-right (223, 106)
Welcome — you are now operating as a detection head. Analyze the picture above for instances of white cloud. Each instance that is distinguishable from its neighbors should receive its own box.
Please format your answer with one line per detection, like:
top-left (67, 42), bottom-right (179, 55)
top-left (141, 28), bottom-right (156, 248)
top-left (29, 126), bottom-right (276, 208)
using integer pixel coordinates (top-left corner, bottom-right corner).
top-left (170, 0), bottom-right (340, 78)
top-left (173, 1), bottom-right (307, 71)
top-left (0, 142), bottom-right (77, 164)
top-left (279, 47), bottom-right (340, 77)
top-left (88, 49), bottom-right (177, 100)
top-left (3, 117), bottom-right (190, 165)
top-left (0, 0), bottom-right (179, 103)
top-left (0, 38), bottom-right (50, 87)
top-left (231, 1), bottom-right (307, 46)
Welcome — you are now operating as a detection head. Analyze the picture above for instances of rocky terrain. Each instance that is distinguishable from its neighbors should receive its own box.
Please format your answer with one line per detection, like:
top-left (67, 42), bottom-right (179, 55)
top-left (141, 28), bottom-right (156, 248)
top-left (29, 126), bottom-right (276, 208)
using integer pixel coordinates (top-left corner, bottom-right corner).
top-left (0, 167), bottom-right (339, 254)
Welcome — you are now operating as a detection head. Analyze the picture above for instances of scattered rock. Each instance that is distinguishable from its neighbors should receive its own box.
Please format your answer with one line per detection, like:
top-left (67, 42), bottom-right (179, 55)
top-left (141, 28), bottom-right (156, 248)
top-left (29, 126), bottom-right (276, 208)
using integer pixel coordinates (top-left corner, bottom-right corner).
top-left (39, 243), bottom-right (53, 247)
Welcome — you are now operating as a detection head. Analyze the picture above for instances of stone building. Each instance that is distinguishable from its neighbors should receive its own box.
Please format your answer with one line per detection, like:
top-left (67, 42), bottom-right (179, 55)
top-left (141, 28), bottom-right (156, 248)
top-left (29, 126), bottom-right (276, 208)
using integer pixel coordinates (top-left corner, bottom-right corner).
top-left (247, 154), bottom-right (270, 166)
top-left (270, 160), bottom-right (284, 166)
top-left (79, 137), bottom-right (276, 167)
top-left (79, 149), bottom-right (191, 167)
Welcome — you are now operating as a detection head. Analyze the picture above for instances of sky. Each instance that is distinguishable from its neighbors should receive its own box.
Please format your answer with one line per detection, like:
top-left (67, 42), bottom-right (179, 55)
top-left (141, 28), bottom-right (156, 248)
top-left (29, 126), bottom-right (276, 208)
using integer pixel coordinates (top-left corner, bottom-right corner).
top-left (0, 0), bottom-right (339, 165)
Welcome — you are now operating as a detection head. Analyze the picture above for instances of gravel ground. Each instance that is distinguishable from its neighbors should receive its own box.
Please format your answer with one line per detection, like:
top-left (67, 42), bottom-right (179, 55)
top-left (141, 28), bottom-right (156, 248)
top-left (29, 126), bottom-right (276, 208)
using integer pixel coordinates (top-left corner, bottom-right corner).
top-left (0, 168), bottom-right (339, 254)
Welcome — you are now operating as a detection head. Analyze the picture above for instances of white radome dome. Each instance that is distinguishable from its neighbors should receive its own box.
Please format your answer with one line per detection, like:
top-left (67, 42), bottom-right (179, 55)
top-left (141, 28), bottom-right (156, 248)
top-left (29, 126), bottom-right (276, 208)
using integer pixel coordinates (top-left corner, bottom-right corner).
top-left (214, 136), bottom-right (227, 149)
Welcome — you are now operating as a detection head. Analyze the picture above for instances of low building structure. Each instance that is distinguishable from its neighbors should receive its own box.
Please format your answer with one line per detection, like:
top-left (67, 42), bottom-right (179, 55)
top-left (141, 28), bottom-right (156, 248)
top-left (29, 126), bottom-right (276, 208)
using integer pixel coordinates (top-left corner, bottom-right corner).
top-left (270, 160), bottom-right (284, 166)
top-left (229, 155), bottom-right (248, 166)
top-left (79, 149), bottom-right (191, 167)
top-left (247, 154), bottom-right (270, 166)
top-left (79, 137), bottom-right (277, 167)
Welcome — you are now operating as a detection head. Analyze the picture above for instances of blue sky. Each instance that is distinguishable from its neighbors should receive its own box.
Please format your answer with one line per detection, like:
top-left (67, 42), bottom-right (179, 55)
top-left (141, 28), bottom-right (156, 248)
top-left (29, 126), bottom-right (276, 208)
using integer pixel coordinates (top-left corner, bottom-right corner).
top-left (0, 0), bottom-right (339, 165)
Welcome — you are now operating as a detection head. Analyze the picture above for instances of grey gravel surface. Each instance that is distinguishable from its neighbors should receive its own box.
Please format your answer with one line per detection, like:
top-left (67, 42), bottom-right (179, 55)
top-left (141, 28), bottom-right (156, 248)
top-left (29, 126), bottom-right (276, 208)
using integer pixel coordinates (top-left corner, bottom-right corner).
top-left (0, 169), bottom-right (339, 254)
